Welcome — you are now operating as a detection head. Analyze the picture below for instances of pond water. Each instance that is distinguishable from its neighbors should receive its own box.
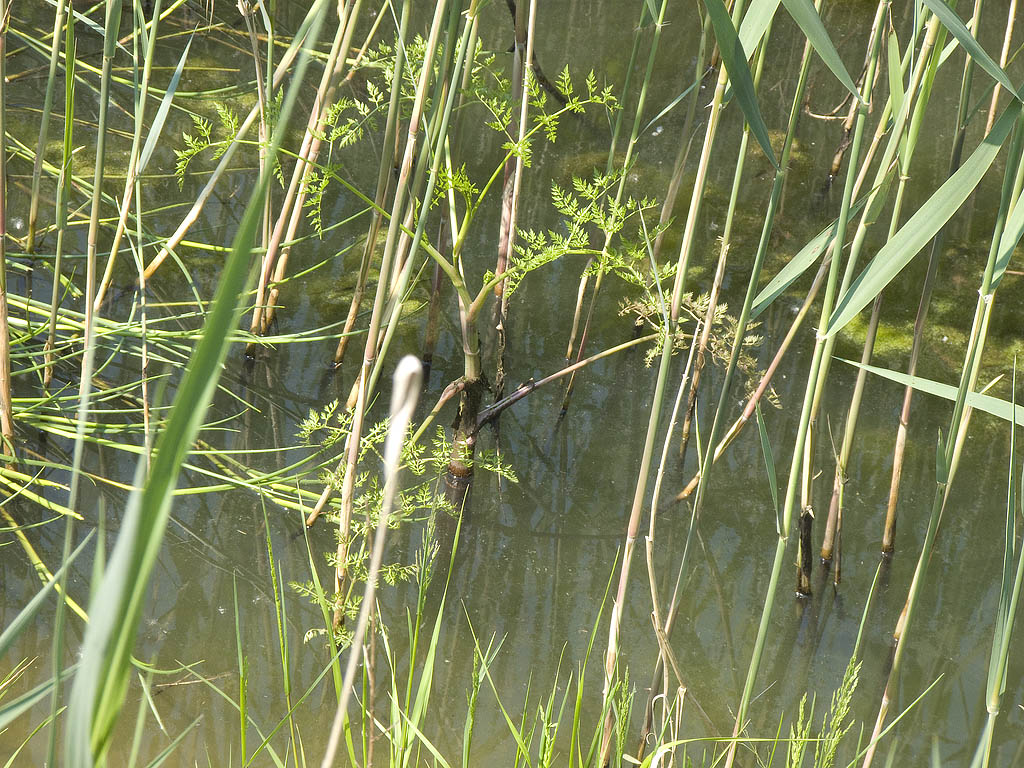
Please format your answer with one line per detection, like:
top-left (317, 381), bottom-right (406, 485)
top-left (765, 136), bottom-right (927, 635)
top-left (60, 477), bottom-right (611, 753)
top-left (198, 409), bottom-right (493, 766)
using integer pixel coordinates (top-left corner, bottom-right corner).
top-left (2, 0), bottom-right (1024, 765)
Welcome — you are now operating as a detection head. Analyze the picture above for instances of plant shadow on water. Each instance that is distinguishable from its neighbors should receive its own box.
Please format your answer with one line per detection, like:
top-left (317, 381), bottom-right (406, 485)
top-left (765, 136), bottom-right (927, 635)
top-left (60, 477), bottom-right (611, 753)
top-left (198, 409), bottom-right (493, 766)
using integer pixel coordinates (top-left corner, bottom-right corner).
top-left (1, 0), bottom-right (1024, 766)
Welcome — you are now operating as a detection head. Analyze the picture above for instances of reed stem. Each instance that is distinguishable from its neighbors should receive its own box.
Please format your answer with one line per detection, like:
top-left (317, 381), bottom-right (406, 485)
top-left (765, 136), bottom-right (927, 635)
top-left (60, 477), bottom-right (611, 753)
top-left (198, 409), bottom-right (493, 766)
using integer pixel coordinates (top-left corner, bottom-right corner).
top-left (0, 0), bottom-right (13, 456)
top-left (25, 0), bottom-right (68, 255)
top-left (722, 6), bottom-right (886, 763)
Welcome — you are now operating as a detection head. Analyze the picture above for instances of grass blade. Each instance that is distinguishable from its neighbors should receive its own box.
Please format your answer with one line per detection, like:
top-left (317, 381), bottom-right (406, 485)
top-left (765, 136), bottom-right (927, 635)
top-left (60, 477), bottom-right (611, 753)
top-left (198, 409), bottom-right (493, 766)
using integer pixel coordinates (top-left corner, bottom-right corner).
top-left (782, 0), bottom-right (860, 100)
top-left (737, 0), bottom-right (781, 56)
top-left (838, 358), bottom-right (1024, 427)
top-left (921, 0), bottom-right (1020, 100)
top-left (65, 2), bottom-right (331, 762)
top-left (826, 103), bottom-right (1020, 337)
top-left (704, 0), bottom-right (778, 168)
top-left (751, 195), bottom-right (868, 318)
top-left (0, 534), bottom-right (91, 660)
top-left (0, 666), bottom-right (74, 732)
top-left (137, 32), bottom-right (194, 173)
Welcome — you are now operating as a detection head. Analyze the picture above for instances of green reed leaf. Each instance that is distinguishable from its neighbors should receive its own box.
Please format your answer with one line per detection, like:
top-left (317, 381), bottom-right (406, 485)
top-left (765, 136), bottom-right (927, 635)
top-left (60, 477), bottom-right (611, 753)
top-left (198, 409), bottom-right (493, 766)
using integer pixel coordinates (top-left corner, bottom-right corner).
top-left (781, 0), bottom-right (860, 100)
top-left (921, 0), bottom-right (1021, 101)
top-left (738, 0), bottom-right (781, 57)
top-left (138, 33), bottom-right (194, 173)
top-left (838, 358), bottom-right (1024, 428)
top-left (826, 103), bottom-right (1020, 337)
top-left (751, 194), bottom-right (869, 318)
top-left (992, 184), bottom-right (1024, 291)
top-left (704, 0), bottom-right (778, 168)
top-left (887, 32), bottom-right (904, 123)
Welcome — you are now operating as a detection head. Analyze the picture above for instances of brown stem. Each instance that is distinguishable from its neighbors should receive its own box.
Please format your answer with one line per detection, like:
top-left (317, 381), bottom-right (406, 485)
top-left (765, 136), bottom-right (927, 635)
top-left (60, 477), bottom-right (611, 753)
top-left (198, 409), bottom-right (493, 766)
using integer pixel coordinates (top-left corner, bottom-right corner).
top-left (333, 3), bottom-right (407, 368)
top-left (247, 0), bottom-right (362, 354)
top-left (677, 237), bottom-right (729, 463)
top-left (478, 333), bottom-right (657, 426)
top-left (676, 259), bottom-right (827, 500)
top-left (142, 25), bottom-right (307, 281)
top-left (985, 0), bottom-right (1016, 134)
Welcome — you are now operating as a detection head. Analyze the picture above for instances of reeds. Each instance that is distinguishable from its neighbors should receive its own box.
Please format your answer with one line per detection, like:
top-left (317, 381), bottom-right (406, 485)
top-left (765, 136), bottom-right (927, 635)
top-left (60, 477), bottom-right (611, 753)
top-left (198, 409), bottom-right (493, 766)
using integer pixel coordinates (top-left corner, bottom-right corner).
top-left (0, 0), bottom-right (13, 457)
top-left (4, 0), bottom-right (1024, 765)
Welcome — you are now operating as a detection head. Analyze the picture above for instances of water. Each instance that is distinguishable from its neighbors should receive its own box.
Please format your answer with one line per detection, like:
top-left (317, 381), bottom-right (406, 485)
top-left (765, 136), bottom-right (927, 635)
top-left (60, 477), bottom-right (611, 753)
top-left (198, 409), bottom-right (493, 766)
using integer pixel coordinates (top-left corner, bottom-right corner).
top-left (2, 0), bottom-right (1024, 765)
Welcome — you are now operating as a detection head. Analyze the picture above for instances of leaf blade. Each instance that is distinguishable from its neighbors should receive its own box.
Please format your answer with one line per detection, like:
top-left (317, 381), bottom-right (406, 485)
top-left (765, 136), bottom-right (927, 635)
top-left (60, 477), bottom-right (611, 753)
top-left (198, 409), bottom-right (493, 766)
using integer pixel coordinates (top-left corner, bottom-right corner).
top-left (782, 0), bottom-right (861, 101)
top-left (921, 0), bottom-right (1020, 100)
top-left (704, 0), bottom-right (778, 168)
top-left (825, 103), bottom-right (1020, 336)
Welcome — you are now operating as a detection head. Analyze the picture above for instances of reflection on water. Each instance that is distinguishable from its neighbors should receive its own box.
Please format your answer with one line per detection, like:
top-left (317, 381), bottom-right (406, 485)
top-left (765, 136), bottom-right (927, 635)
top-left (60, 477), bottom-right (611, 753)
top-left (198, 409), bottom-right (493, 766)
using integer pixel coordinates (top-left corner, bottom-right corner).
top-left (3, 0), bottom-right (1024, 765)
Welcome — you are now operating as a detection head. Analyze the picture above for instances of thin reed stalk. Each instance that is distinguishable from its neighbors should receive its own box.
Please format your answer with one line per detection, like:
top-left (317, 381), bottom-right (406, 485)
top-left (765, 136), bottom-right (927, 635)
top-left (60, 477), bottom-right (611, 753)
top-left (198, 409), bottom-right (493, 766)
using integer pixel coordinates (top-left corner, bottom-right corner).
top-left (817, 14), bottom-right (945, 572)
top-left (638, 323), bottom-right (700, 758)
top-left (666, 0), bottom-right (746, 327)
top-left (0, 0), bottom-right (12, 457)
top-left (985, 0), bottom-right (1016, 133)
top-left (334, 0), bottom-right (410, 369)
top-left (651, 13), bottom-right (710, 265)
top-left (319, 356), bottom-right (421, 768)
top-left (43, 0), bottom-right (77, 390)
top-left (861, 103), bottom-right (1024, 768)
top-left (588, 3), bottom-right (675, 758)
top-left (327, 0), bottom-right (452, 623)
top-left (493, 0), bottom-right (537, 400)
top-left (246, 0), bottom-right (364, 355)
top-left (677, 23), bottom-right (770, 466)
top-left (68, 0), bottom-right (124, 514)
top-left (882, 0), bottom-right (981, 554)
top-left (238, 0), bottom-right (273, 260)
top-left (675, 258), bottom-right (828, 500)
top-left (260, 0), bottom-right (368, 338)
top-left (141, 25), bottom-right (308, 280)
top-left (561, 1), bottom-right (645, 372)
top-left (802, 10), bottom-right (944, 592)
top-left (721, 5), bottom-right (886, 764)
top-left (25, 0), bottom-right (68, 255)
top-left (562, 0), bottom-right (666, 412)
top-left (93, 0), bottom-right (167, 313)
top-left (681, 0), bottom-right (831, 601)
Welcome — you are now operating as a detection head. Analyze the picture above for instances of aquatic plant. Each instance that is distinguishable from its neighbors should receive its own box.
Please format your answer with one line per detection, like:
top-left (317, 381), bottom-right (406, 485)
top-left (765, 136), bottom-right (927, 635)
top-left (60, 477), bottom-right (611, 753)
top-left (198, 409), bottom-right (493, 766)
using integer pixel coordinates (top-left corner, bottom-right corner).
top-left (2, 0), bottom-right (1024, 766)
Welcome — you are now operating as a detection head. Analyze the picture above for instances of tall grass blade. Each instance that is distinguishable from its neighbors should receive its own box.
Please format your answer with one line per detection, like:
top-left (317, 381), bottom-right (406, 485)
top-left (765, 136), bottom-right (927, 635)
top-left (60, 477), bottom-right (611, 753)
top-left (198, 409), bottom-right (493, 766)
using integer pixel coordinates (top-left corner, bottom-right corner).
top-left (781, 0), bottom-right (860, 99)
top-left (992, 182), bottom-right (1024, 289)
top-left (826, 103), bottom-right (1020, 336)
top-left (838, 359), bottom-right (1024, 426)
top-left (0, 534), bottom-right (91, 659)
top-left (751, 195), bottom-right (868, 318)
top-left (737, 0), bottom-right (781, 55)
top-left (137, 34), bottom-right (192, 174)
top-left (0, 667), bottom-right (75, 731)
top-left (921, 0), bottom-right (1021, 98)
top-left (704, 0), bottom-right (778, 167)
top-left (65, 1), bottom-right (330, 761)
top-left (142, 717), bottom-right (201, 768)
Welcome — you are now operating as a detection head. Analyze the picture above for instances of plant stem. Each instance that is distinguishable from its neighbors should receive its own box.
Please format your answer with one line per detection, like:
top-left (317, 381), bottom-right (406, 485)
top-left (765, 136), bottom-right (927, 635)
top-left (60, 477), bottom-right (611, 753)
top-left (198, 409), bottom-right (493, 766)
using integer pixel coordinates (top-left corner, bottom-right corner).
top-left (0, 0), bottom-right (12, 456)
top-left (722, 5), bottom-right (886, 763)
top-left (25, 0), bottom-right (68, 255)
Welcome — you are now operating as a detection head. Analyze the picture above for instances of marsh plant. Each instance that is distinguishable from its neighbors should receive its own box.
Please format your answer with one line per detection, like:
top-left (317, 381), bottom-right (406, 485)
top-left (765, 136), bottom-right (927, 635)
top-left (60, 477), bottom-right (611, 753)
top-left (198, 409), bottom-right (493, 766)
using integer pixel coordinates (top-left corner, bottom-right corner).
top-left (2, 0), bottom-right (1024, 766)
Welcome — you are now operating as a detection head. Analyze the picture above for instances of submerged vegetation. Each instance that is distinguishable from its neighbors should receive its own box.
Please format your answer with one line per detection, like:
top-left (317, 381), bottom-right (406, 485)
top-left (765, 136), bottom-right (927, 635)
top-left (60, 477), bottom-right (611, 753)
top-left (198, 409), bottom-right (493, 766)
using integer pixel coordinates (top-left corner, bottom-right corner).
top-left (2, 0), bottom-right (1024, 765)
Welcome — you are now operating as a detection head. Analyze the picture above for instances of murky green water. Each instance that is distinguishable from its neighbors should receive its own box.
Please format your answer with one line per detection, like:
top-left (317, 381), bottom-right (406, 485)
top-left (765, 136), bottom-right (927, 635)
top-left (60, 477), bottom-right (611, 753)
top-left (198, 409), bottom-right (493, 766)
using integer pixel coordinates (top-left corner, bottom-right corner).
top-left (3, 0), bottom-right (1024, 765)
